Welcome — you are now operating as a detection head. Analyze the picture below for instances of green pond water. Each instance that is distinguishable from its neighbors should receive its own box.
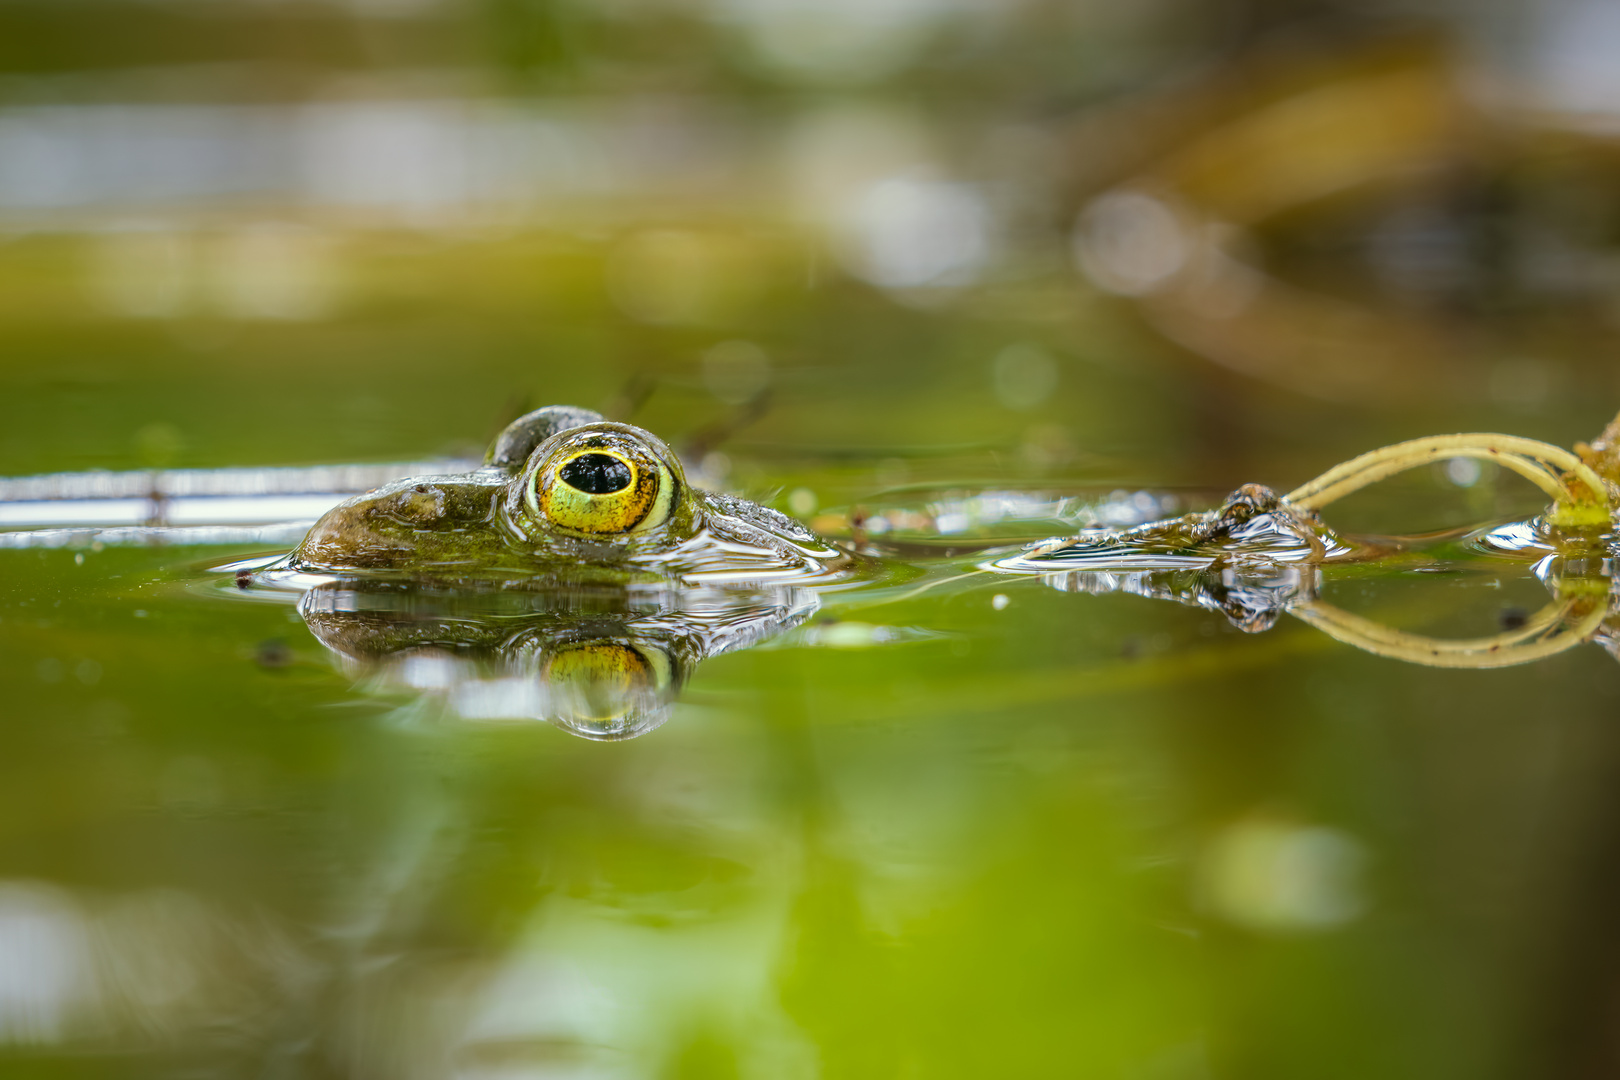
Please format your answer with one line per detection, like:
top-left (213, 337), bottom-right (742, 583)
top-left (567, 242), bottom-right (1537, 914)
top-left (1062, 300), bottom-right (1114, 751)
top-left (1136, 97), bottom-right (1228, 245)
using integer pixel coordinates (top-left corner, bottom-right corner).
top-left (4, 251), bottom-right (1620, 1080)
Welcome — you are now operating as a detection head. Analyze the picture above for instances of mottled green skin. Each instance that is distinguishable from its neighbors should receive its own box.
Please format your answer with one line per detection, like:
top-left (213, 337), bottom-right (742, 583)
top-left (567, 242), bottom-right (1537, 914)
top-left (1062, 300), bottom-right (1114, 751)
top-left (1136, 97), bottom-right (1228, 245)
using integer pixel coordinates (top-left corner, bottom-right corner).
top-left (1018, 484), bottom-right (1332, 564)
top-left (288, 406), bottom-right (852, 586)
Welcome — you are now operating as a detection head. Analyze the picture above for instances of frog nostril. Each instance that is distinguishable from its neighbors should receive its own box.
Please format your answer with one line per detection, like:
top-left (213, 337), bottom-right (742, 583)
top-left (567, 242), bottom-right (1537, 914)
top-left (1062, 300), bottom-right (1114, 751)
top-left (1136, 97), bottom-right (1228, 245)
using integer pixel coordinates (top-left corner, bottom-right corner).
top-left (560, 453), bottom-right (633, 495)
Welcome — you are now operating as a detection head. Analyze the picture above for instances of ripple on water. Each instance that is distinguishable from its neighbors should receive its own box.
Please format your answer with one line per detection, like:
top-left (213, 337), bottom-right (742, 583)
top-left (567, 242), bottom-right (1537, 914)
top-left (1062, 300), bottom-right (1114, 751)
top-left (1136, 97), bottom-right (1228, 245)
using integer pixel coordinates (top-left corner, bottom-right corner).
top-left (1466, 519), bottom-right (1557, 560)
top-left (986, 509), bottom-right (1351, 576)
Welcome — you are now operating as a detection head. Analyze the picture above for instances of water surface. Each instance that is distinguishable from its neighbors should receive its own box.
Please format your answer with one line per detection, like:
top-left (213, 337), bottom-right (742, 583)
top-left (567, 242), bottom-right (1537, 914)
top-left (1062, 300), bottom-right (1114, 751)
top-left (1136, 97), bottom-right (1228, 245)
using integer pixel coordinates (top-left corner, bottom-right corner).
top-left (4, 254), bottom-right (1620, 1080)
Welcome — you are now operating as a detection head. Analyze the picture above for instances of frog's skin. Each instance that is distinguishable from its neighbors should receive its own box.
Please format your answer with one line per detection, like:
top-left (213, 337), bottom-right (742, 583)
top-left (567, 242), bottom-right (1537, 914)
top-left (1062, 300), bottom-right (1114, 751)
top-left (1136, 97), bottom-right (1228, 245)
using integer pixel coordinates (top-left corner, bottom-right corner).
top-left (995, 484), bottom-right (1352, 574)
top-left (982, 484), bottom-right (1347, 632)
top-left (286, 406), bottom-right (855, 587)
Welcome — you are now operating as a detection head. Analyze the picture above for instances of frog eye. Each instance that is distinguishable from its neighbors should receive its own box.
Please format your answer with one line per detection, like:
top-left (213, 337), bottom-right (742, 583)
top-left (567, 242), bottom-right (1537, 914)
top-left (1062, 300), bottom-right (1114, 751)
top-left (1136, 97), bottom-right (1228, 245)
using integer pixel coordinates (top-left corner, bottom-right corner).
top-left (528, 436), bottom-right (676, 536)
top-left (544, 641), bottom-right (672, 715)
top-left (539, 639), bottom-right (677, 738)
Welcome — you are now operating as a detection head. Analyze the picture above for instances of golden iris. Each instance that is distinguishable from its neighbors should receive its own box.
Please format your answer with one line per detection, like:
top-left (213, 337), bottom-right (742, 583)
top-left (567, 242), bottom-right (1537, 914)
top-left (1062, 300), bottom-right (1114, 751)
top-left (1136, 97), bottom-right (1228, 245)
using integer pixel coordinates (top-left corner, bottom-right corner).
top-left (530, 439), bottom-right (674, 535)
top-left (546, 642), bottom-right (651, 693)
top-left (542, 641), bottom-right (672, 722)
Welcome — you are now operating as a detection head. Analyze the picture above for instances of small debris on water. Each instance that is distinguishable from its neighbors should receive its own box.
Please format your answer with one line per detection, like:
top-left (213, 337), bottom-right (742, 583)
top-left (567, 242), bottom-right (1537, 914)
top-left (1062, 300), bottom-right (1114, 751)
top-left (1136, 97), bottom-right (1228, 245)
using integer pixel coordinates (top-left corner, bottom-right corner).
top-left (1499, 606), bottom-right (1528, 631)
top-left (992, 594), bottom-right (1010, 610)
top-left (235, 569), bottom-right (252, 590)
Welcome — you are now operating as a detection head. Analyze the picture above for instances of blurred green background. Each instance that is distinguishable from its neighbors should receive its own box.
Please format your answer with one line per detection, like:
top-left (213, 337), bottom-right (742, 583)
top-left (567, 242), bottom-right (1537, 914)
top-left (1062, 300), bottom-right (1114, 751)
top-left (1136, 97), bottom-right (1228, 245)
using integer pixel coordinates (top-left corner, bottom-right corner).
top-left (5, 0), bottom-right (1620, 1076)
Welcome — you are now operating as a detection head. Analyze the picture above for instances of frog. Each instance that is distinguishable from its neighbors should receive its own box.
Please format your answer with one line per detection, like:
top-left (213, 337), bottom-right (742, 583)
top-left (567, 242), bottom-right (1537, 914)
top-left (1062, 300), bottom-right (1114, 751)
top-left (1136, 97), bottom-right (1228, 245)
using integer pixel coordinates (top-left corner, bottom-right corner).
top-left (236, 404), bottom-right (874, 738)
top-left (280, 405), bottom-right (858, 587)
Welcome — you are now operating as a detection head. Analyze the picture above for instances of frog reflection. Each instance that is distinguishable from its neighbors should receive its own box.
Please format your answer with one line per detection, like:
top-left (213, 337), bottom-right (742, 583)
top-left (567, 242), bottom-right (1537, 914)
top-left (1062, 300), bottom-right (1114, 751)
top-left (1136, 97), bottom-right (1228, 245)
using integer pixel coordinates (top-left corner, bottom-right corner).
top-left (279, 404), bottom-right (856, 586)
top-left (298, 579), bottom-right (816, 739)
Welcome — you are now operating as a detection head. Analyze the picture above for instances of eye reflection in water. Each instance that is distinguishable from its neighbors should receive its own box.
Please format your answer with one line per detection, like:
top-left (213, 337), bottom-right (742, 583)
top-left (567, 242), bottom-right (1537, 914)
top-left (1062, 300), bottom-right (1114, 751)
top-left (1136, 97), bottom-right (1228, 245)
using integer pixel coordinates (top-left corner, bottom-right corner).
top-left (291, 579), bottom-right (818, 739)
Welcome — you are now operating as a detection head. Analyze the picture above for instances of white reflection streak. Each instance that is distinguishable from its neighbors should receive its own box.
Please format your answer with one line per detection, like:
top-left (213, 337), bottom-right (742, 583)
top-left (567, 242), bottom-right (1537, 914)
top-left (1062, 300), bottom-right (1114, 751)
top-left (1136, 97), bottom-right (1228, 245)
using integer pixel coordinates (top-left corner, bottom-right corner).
top-left (301, 103), bottom-right (472, 219)
top-left (0, 461), bottom-right (477, 502)
top-left (1529, 0), bottom-right (1620, 119)
top-left (0, 884), bottom-right (95, 1045)
top-left (0, 495), bottom-right (344, 528)
top-left (0, 460), bottom-right (479, 545)
top-left (0, 524), bottom-right (317, 550)
top-left (0, 103), bottom-right (700, 221)
top-left (0, 882), bottom-right (315, 1048)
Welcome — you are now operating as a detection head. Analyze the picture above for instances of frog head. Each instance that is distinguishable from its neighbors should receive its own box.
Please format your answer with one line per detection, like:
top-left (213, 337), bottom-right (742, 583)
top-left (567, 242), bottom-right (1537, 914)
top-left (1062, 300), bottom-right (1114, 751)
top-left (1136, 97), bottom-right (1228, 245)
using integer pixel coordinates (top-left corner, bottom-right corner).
top-left (502, 416), bottom-right (697, 548)
top-left (487, 405), bottom-right (854, 584)
top-left (288, 405), bottom-right (855, 586)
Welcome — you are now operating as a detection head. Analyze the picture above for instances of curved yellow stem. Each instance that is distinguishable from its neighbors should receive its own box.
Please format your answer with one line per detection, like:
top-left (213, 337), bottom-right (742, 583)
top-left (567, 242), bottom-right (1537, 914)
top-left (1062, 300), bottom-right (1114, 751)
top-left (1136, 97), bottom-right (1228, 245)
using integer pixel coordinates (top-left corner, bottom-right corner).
top-left (1282, 433), bottom-right (1612, 528)
top-left (1290, 593), bottom-right (1607, 669)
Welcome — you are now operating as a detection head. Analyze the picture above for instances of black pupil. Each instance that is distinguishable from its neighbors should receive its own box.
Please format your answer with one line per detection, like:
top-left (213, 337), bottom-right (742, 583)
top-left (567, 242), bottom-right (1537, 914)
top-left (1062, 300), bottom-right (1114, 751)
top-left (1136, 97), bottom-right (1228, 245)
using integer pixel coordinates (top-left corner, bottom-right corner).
top-left (559, 453), bottom-right (633, 495)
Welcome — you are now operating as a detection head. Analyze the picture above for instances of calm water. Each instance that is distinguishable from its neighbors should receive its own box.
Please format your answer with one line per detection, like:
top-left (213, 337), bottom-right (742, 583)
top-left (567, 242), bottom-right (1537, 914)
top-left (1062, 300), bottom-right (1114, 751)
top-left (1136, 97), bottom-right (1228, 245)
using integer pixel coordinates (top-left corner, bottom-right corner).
top-left (14, 0), bottom-right (1620, 1071)
top-left (4, 245), bottom-right (1620, 1080)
